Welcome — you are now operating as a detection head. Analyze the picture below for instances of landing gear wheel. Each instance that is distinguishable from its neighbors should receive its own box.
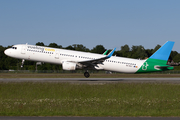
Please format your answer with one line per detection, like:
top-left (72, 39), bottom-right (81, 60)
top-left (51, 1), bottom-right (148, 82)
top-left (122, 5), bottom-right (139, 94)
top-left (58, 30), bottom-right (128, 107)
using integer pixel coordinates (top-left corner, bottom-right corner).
top-left (84, 72), bottom-right (90, 78)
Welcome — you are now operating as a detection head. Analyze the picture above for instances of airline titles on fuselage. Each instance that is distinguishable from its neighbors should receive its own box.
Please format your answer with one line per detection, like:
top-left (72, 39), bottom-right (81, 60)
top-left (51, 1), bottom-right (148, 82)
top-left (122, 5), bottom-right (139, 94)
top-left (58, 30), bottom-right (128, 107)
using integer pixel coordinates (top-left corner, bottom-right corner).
top-left (27, 45), bottom-right (55, 52)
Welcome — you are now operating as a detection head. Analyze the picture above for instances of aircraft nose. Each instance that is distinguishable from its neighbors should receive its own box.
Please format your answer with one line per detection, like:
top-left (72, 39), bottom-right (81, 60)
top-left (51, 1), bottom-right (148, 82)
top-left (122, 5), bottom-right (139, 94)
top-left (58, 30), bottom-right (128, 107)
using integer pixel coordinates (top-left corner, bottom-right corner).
top-left (4, 49), bottom-right (8, 55)
top-left (4, 49), bottom-right (11, 56)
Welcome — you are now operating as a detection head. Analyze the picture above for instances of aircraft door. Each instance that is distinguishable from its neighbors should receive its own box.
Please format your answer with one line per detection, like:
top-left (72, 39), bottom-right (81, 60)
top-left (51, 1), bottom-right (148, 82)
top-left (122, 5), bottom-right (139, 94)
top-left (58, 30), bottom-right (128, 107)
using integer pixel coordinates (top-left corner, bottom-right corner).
top-left (55, 50), bottom-right (60, 59)
top-left (21, 45), bottom-right (26, 54)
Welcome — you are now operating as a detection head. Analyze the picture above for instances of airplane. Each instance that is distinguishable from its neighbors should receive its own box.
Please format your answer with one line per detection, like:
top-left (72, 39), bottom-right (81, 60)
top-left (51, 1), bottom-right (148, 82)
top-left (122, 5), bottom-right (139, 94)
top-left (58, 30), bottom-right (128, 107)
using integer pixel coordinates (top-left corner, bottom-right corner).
top-left (4, 41), bottom-right (175, 78)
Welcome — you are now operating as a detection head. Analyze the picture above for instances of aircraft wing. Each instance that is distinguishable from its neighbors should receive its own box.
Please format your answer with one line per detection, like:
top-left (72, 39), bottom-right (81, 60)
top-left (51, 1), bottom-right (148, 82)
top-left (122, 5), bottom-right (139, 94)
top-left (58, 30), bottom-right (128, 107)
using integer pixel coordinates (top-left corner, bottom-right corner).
top-left (78, 48), bottom-right (116, 68)
top-left (68, 48), bottom-right (116, 68)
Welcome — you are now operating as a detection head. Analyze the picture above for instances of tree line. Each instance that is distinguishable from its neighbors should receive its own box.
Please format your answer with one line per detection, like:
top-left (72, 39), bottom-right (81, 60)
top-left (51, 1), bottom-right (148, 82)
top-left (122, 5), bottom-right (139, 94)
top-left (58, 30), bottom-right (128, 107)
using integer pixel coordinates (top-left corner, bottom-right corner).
top-left (0, 42), bottom-right (180, 71)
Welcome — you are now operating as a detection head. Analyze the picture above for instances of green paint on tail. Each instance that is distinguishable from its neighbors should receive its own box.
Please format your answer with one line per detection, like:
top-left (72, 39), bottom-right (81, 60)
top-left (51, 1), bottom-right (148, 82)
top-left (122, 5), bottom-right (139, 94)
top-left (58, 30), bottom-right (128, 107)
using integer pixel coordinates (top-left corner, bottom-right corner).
top-left (136, 58), bottom-right (173, 73)
top-left (136, 41), bottom-right (175, 73)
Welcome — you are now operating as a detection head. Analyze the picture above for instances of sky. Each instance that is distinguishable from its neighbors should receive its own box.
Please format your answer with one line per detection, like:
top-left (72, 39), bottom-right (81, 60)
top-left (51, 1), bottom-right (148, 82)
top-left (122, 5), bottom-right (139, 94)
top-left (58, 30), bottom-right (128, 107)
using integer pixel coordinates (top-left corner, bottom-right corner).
top-left (1, 0), bottom-right (180, 52)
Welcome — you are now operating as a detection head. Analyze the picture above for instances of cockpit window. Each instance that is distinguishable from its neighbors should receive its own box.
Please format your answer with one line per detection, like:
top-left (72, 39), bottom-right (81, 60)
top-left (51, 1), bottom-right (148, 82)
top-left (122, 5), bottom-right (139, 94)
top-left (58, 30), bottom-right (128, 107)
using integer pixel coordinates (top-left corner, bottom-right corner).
top-left (12, 47), bottom-right (17, 49)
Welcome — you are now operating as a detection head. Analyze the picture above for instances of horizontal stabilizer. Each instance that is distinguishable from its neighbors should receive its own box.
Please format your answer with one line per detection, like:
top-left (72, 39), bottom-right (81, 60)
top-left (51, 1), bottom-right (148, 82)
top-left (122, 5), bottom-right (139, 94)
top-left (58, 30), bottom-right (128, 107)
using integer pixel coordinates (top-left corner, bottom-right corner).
top-left (155, 65), bottom-right (174, 70)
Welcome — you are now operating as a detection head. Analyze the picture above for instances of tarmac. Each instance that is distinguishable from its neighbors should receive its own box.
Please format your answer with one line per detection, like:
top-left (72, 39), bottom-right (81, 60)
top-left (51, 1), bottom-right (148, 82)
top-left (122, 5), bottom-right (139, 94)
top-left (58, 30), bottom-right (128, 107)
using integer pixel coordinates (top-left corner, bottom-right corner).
top-left (1, 78), bottom-right (180, 84)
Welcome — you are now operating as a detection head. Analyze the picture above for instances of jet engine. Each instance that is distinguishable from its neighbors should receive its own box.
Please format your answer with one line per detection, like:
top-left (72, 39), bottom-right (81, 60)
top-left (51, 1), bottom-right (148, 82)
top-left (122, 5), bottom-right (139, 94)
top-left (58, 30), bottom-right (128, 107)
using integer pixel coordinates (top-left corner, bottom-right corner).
top-left (62, 61), bottom-right (76, 70)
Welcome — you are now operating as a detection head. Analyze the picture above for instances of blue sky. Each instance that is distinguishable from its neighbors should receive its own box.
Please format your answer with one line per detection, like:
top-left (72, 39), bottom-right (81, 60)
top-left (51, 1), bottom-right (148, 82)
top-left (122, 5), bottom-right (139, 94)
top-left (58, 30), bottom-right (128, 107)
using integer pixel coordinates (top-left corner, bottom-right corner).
top-left (1, 0), bottom-right (180, 52)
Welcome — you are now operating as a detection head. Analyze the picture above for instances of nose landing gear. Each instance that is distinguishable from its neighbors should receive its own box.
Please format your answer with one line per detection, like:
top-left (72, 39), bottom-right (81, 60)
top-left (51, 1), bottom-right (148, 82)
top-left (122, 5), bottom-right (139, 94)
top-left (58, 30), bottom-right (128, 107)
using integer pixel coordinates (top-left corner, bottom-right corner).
top-left (21, 59), bottom-right (25, 68)
top-left (84, 71), bottom-right (90, 78)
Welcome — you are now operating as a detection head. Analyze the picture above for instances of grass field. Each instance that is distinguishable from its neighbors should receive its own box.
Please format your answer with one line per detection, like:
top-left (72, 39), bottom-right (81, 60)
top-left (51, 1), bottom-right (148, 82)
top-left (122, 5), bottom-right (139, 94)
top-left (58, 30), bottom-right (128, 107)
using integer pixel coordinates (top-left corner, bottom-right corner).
top-left (1, 81), bottom-right (180, 116)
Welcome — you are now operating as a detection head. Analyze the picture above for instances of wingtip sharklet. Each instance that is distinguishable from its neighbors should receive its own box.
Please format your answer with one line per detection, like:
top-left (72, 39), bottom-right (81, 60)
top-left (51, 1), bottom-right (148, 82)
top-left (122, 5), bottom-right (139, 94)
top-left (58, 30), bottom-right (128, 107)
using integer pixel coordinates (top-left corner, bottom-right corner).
top-left (103, 50), bottom-right (108, 55)
top-left (107, 48), bottom-right (116, 58)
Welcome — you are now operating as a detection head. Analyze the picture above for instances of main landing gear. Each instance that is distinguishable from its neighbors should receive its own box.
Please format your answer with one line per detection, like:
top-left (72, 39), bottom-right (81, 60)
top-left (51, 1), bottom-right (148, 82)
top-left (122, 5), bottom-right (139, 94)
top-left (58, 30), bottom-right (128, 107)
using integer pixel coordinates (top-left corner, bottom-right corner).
top-left (84, 71), bottom-right (90, 78)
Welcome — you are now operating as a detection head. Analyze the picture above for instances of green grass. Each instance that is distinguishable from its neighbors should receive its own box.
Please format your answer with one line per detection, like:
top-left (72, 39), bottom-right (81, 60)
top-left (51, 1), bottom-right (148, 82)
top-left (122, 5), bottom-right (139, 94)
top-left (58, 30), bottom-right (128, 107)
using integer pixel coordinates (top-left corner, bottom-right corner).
top-left (1, 82), bottom-right (180, 116)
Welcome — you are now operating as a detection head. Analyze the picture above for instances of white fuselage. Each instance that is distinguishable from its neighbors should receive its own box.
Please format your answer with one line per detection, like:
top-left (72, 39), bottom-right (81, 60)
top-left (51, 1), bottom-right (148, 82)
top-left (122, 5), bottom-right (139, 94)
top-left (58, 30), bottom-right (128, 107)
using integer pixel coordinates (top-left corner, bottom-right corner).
top-left (4, 44), bottom-right (145, 73)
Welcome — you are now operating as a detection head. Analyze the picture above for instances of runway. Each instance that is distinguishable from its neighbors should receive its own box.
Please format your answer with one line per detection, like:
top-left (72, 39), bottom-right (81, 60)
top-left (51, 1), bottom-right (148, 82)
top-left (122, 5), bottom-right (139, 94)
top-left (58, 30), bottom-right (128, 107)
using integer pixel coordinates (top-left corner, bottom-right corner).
top-left (1, 78), bottom-right (180, 83)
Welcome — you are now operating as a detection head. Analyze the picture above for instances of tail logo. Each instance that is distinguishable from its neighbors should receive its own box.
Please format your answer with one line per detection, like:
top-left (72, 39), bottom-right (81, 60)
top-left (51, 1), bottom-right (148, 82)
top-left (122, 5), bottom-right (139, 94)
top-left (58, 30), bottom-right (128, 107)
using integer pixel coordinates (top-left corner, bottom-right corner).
top-left (142, 62), bottom-right (149, 70)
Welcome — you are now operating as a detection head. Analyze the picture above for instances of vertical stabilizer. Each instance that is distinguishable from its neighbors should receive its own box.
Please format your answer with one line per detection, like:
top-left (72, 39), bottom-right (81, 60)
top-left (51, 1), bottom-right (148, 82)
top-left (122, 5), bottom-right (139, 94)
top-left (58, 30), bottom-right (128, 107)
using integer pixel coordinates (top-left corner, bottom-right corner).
top-left (149, 41), bottom-right (175, 61)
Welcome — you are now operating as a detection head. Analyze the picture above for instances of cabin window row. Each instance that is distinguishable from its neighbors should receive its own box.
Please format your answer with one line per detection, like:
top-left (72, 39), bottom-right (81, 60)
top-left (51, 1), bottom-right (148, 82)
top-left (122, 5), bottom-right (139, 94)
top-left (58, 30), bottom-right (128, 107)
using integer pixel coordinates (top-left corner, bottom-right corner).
top-left (60, 54), bottom-right (95, 60)
top-left (26, 49), bottom-right (137, 66)
top-left (59, 53), bottom-right (136, 65)
top-left (27, 49), bottom-right (54, 54)
top-left (60, 54), bottom-right (75, 57)
top-left (105, 60), bottom-right (136, 65)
